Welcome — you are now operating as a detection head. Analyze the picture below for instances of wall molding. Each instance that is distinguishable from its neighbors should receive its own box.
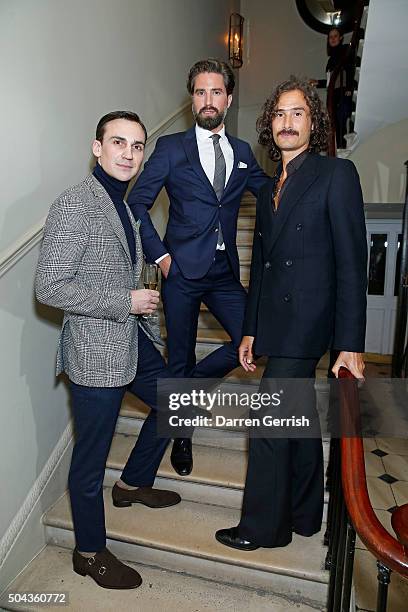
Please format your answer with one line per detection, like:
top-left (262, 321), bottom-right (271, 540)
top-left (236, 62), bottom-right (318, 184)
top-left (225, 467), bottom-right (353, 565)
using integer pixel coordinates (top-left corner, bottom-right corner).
top-left (0, 218), bottom-right (46, 279)
top-left (147, 101), bottom-right (190, 144)
top-left (0, 101), bottom-right (191, 280)
top-left (0, 422), bottom-right (73, 569)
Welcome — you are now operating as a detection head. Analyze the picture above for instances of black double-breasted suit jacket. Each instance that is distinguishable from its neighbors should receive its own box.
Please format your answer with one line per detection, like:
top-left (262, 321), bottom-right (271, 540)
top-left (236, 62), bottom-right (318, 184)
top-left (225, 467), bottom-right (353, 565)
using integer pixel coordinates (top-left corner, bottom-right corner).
top-left (242, 153), bottom-right (367, 359)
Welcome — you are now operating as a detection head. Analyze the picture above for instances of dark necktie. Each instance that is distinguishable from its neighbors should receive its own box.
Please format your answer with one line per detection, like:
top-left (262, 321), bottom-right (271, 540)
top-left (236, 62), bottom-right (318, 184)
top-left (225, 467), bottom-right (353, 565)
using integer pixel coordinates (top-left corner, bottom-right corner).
top-left (211, 134), bottom-right (225, 247)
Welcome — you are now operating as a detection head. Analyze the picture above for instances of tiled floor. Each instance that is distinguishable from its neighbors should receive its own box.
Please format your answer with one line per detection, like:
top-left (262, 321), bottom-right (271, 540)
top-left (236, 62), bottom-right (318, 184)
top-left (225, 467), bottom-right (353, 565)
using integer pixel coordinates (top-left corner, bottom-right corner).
top-left (353, 361), bottom-right (408, 611)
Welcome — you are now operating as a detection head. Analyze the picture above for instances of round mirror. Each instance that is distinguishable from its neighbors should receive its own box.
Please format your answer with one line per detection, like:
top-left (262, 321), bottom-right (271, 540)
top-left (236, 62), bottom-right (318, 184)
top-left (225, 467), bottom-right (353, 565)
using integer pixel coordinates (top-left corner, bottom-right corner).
top-left (296, 0), bottom-right (357, 34)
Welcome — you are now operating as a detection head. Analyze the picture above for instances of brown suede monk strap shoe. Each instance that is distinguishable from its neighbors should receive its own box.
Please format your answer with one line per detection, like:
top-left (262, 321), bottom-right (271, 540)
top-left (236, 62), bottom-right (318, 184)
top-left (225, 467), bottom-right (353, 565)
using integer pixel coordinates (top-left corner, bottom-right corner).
top-left (112, 484), bottom-right (181, 508)
top-left (72, 547), bottom-right (142, 589)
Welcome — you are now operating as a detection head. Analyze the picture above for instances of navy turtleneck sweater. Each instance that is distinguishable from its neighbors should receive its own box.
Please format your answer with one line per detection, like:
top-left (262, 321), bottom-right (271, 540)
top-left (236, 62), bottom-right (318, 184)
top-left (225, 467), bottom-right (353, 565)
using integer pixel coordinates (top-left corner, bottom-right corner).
top-left (92, 162), bottom-right (136, 264)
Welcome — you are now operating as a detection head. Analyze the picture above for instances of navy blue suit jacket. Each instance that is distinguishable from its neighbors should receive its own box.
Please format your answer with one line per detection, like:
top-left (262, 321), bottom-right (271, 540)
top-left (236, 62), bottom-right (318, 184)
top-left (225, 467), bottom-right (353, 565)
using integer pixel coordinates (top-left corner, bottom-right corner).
top-left (127, 126), bottom-right (268, 279)
top-left (243, 153), bottom-right (367, 358)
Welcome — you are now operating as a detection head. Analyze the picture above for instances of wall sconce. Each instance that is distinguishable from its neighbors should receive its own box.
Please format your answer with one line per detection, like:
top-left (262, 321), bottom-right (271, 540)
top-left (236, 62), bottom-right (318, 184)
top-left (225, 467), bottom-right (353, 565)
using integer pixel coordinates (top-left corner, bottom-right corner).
top-left (328, 10), bottom-right (342, 26)
top-left (229, 13), bottom-right (244, 68)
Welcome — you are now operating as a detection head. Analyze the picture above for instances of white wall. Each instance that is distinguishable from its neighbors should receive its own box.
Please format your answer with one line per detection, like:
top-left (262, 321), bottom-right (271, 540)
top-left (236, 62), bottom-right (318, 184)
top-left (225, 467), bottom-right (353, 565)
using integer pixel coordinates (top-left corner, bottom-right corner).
top-left (0, 0), bottom-right (239, 255)
top-left (0, 0), bottom-right (238, 557)
top-left (0, 245), bottom-right (70, 539)
top-left (355, 0), bottom-right (408, 145)
top-left (350, 118), bottom-right (408, 204)
top-left (237, 0), bottom-right (327, 159)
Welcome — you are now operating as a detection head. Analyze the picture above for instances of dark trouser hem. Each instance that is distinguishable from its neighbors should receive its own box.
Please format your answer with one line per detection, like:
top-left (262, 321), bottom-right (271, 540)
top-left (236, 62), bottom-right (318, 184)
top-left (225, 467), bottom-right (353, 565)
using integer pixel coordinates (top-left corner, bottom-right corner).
top-left (293, 525), bottom-right (322, 537)
top-left (69, 328), bottom-right (170, 551)
top-left (237, 525), bottom-right (293, 549)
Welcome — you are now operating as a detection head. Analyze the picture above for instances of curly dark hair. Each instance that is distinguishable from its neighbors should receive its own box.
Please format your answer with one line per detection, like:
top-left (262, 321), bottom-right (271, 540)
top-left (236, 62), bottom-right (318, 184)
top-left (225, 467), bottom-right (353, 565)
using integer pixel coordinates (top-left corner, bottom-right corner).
top-left (257, 76), bottom-right (330, 161)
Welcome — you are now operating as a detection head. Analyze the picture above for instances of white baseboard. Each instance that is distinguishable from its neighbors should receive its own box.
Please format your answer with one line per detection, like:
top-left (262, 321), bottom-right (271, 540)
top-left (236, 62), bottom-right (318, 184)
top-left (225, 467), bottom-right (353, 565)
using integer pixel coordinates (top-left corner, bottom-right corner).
top-left (0, 423), bottom-right (73, 593)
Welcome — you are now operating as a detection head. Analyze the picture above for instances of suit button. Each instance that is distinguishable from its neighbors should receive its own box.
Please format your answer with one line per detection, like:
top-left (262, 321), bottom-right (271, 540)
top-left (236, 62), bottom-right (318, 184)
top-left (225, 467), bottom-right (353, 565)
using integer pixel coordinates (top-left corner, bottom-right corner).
top-left (214, 227), bottom-right (218, 232)
top-left (283, 293), bottom-right (292, 302)
top-left (296, 223), bottom-right (303, 231)
top-left (219, 204), bottom-right (222, 208)
top-left (265, 261), bottom-right (271, 269)
top-left (285, 259), bottom-right (293, 267)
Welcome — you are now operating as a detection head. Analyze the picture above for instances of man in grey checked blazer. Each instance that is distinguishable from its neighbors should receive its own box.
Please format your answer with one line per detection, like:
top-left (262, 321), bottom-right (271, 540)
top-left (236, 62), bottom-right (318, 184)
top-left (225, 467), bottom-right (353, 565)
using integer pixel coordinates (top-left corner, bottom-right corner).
top-left (35, 111), bottom-right (180, 590)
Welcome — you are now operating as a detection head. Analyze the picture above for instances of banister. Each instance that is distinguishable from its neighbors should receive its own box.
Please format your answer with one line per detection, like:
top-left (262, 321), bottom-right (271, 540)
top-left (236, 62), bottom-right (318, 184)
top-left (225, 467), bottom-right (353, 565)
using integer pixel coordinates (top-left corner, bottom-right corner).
top-left (327, 0), bottom-right (366, 157)
top-left (338, 367), bottom-right (408, 578)
top-left (322, 4), bottom-right (408, 606)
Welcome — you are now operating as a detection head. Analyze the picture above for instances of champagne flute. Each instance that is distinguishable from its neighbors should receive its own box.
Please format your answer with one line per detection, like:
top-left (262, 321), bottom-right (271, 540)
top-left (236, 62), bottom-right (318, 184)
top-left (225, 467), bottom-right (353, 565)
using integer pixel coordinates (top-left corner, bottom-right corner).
top-left (142, 263), bottom-right (159, 322)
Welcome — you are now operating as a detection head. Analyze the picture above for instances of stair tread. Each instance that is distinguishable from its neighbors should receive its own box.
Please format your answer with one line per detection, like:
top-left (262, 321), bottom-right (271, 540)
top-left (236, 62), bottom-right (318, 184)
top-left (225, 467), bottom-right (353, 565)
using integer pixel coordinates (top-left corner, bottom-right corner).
top-left (108, 435), bottom-right (246, 489)
top-left (44, 491), bottom-right (329, 584)
top-left (238, 221), bottom-right (255, 230)
top-left (2, 545), bottom-right (319, 612)
top-left (107, 433), bottom-right (329, 500)
top-left (239, 210), bottom-right (256, 217)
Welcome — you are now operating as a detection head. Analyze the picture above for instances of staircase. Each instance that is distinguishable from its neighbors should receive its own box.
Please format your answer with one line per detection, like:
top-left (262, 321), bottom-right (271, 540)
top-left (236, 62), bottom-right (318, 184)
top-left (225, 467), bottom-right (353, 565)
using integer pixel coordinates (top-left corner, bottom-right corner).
top-left (340, 0), bottom-right (408, 160)
top-left (353, 0), bottom-right (408, 146)
top-left (337, 3), bottom-right (370, 159)
top-left (2, 193), bottom-right (331, 611)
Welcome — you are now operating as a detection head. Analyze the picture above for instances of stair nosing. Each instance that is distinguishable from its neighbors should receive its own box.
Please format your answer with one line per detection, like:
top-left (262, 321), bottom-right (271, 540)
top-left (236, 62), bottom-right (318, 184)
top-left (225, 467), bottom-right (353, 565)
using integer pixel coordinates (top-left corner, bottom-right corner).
top-left (44, 492), bottom-right (329, 585)
top-left (106, 433), bottom-right (330, 504)
top-left (108, 437), bottom-right (246, 490)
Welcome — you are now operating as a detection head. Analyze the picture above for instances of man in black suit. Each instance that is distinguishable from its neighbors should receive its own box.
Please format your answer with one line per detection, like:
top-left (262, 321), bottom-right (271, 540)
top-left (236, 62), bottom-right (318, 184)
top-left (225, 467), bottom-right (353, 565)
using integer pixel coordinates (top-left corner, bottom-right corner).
top-left (128, 59), bottom-right (267, 475)
top-left (216, 76), bottom-right (367, 550)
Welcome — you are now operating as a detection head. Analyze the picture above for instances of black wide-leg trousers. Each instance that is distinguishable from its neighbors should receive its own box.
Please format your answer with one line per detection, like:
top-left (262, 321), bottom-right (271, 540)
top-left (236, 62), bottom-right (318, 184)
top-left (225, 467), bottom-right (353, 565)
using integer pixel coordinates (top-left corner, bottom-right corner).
top-left (238, 356), bottom-right (324, 547)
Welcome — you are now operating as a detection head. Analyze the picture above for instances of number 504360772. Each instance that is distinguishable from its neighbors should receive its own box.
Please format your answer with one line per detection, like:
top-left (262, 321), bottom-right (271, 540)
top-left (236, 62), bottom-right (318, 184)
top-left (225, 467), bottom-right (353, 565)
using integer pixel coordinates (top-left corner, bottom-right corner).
top-left (7, 592), bottom-right (68, 605)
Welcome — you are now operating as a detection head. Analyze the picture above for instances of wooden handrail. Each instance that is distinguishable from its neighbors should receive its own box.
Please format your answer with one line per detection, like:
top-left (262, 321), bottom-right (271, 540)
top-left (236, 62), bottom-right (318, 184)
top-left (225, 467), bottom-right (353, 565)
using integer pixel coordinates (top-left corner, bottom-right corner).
top-left (328, 0), bottom-right (408, 598)
top-left (339, 367), bottom-right (408, 577)
top-left (327, 0), bottom-right (366, 156)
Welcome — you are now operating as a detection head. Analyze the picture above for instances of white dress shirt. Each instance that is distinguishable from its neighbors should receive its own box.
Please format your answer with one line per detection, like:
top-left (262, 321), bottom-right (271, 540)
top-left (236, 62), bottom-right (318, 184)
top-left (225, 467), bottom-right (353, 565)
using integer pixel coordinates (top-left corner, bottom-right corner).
top-left (195, 124), bottom-right (234, 188)
top-left (195, 125), bottom-right (233, 250)
top-left (156, 123), bottom-right (234, 262)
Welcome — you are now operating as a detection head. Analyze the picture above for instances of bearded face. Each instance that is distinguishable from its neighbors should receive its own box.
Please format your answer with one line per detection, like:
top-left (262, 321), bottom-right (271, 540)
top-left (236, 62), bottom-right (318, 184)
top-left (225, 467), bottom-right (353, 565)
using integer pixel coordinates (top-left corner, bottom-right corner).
top-left (191, 72), bottom-right (232, 132)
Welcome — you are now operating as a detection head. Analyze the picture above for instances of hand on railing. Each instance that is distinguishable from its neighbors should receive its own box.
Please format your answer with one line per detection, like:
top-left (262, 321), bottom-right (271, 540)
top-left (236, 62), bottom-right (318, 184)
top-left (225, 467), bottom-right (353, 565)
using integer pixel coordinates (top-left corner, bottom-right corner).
top-left (332, 351), bottom-right (365, 380)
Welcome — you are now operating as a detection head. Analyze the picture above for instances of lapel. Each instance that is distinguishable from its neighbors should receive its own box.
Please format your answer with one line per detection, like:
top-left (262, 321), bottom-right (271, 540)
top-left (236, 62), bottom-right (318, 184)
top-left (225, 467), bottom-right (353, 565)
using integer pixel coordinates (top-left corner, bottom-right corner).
top-left (87, 174), bottom-right (132, 263)
top-left (125, 202), bottom-right (143, 279)
top-left (260, 179), bottom-right (276, 237)
top-left (221, 133), bottom-right (240, 200)
top-left (266, 154), bottom-right (320, 257)
top-left (183, 127), bottom-right (217, 200)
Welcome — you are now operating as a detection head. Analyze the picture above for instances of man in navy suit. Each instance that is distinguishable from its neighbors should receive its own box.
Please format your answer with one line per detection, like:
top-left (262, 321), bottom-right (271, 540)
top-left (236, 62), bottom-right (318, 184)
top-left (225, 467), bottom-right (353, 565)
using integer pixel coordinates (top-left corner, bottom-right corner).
top-left (128, 59), bottom-right (267, 475)
top-left (216, 77), bottom-right (367, 551)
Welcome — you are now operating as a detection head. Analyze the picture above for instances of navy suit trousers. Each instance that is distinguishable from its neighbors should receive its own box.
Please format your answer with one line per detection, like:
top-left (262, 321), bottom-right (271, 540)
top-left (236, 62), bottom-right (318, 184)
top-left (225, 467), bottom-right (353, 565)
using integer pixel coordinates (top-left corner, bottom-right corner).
top-left (68, 328), bottom-right (169, 552)
top-left (161, 250), bottom-right (247, 378)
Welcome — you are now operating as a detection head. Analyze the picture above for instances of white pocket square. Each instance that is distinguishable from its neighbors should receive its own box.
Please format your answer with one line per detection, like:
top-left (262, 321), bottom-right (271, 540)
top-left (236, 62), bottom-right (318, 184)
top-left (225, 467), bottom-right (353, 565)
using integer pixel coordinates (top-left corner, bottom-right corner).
top-left (238, 161), bottom-right (247, 168)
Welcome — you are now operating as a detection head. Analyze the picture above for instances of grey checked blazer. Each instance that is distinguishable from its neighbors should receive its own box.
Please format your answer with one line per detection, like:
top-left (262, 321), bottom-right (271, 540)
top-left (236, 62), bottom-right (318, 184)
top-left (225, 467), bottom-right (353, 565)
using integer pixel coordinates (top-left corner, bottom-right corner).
top-left (35, 174), bottom-right (163, 387)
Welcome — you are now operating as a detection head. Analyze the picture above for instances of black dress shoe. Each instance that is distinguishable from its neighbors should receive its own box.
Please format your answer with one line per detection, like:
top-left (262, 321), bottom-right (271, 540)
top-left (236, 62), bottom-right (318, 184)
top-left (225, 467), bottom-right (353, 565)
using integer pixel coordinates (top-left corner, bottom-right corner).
top-left (215, 526), bottom-right (259, 551)
top-left (170, 438), bottom-right (193, 476)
